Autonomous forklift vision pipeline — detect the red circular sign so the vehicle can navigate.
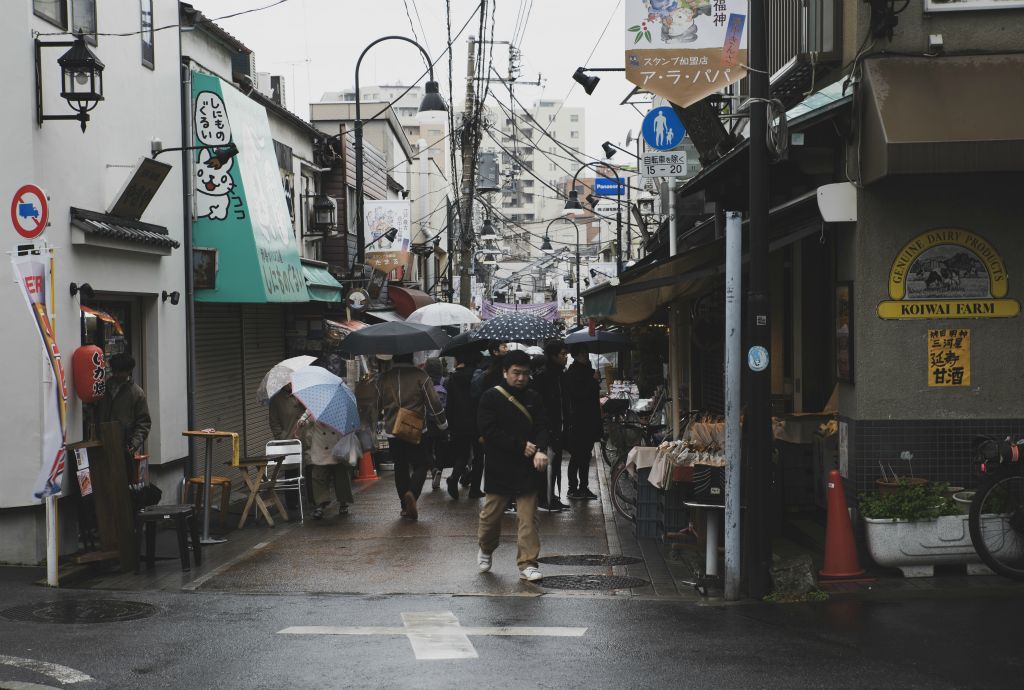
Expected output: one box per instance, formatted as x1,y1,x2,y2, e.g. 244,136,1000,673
10,184,49,239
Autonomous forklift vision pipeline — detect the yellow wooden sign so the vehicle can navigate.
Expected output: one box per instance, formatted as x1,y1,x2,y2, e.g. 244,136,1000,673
878,228,1020,319
927,329,970,387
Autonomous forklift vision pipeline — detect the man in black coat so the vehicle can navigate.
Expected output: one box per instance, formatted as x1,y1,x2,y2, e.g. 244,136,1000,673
476,350,549,582
530,340,569,511
444,348,483,499
564,343,602,500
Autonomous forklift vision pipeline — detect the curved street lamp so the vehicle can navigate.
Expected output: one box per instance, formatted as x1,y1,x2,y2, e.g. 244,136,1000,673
564,160,624,273
354,36,447,264
542,216,582,326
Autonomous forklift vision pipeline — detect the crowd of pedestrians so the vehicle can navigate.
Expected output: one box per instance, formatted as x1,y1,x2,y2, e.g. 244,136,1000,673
267,336,604,582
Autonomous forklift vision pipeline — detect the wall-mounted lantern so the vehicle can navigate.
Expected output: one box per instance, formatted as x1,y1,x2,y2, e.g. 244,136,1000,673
311,194,336,233
35,34,105,132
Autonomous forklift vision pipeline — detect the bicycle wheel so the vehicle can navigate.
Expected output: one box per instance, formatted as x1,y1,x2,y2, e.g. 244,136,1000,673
610,462,637,522
969,464,1024,580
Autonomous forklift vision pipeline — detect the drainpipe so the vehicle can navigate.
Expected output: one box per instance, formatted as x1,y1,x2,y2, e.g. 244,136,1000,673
180,58,196,480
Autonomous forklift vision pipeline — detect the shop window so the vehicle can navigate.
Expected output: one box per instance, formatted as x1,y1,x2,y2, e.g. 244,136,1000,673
71,0,97,44
140,0,154,68
34,0,67,28
81,300,139,384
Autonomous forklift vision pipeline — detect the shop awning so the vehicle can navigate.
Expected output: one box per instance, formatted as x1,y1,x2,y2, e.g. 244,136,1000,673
301,260,344,302
585,192,822,325
861,54,1024,184
70,207,180,255
388,285,434,317
364,309,404,323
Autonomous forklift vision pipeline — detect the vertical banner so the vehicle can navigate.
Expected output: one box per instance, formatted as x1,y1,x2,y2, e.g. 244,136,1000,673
364,200,412,277
928,328,971,387
11,249,68,498
625,0,748,107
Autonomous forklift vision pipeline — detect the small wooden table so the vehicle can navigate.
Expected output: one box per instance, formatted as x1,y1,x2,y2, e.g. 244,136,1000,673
235,454,289,528
183,429,238,544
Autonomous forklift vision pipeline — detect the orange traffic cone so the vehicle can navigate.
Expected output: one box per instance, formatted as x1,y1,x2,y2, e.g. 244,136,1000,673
355,450,378,481
820,469,864,578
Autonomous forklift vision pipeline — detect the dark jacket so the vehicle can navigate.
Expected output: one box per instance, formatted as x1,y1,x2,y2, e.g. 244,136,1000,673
530,363,566,444
96,379,151,451
269,389,306,440
477,382,548,496
355,364,447,441
445,365,477,437
564,358,602,447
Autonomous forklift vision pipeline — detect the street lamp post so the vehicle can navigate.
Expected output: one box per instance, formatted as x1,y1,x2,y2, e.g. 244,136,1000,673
354,36,446,265
542,216,581,326
565,161,623,274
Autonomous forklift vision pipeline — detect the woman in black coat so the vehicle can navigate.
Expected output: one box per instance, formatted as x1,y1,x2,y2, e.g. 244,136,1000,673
564,343,602,499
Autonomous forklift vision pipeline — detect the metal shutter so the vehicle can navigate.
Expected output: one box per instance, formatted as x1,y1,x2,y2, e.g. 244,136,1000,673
241,305,285,457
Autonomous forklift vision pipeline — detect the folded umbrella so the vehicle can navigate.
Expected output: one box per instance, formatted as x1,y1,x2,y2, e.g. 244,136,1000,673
440,329,488,357
290,366,360,435
564,329,629,354
257,355,317,404
337,321,450,356
476,312,561,343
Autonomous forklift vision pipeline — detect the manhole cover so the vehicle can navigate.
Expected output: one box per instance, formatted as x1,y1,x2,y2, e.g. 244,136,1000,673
538,575,649,590
538,555,642,566
1,599,158,624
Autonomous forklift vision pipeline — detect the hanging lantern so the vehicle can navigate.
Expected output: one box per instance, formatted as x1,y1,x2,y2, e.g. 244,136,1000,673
72,345,106,403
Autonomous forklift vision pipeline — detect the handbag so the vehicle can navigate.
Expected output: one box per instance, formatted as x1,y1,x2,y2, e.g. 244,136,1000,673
388,378,423,445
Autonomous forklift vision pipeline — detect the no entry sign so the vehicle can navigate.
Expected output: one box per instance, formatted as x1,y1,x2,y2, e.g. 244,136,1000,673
11,184,49,239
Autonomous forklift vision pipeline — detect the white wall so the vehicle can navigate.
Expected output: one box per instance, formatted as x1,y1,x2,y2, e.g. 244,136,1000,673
0,0,189,561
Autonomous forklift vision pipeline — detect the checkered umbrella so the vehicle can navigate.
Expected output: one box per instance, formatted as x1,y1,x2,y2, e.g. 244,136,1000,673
475,312,561,343
290,366,360,434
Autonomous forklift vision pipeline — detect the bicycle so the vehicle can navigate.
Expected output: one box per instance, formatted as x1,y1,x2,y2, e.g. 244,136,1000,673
601,393,670,522
968,435,1024,579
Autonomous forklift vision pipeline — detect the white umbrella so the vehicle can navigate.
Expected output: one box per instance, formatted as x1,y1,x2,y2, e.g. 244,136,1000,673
407,302,480,328
525,346,544,356
505,342,528,351
257,355,316,404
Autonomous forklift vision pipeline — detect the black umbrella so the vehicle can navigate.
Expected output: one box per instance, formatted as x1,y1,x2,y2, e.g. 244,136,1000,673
440,330,488,356
337,321,450,355
476,312,562,343
564,329,629,354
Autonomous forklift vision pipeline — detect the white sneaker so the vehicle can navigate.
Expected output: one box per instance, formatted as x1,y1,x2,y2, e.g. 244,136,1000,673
477,549,492,573
519,566,543,582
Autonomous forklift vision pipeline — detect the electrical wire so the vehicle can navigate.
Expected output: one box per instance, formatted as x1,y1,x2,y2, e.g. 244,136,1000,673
548,0,622,122
38,0,295,37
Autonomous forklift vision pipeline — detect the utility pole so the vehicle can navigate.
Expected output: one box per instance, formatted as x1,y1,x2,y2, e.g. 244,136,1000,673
445,199,454,302
744,0,772,599
458,35,477,307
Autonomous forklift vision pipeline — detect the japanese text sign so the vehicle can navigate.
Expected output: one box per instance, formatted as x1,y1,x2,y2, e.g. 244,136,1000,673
927,328,971,387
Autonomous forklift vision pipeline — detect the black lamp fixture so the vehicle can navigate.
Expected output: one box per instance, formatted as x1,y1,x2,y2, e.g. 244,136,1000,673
540,235,554,253
479,218,498,241
366,226,400,250
69,282,95,299
36,33,105,132
152,141,239,169
161,290,181,305
602,141,617,159
572,67,601,96
586,193,600,208
311,193,336,233
418,80,448,123
563,189,585,214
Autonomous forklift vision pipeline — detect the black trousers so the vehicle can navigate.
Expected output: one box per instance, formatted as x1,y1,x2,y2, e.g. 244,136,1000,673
450,435,483,492
389,438,430,503
548,440,564,499
567,441,593,492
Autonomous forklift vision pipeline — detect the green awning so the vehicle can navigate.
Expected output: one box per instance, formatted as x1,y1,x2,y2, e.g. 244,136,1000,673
302,262,343,302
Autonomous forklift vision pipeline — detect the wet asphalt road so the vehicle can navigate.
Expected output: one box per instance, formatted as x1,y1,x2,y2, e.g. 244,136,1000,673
4,466,1024,688
3,566,1024,688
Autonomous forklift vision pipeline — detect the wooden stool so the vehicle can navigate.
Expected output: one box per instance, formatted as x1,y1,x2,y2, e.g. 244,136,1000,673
184,476,232,528
135,505,202,572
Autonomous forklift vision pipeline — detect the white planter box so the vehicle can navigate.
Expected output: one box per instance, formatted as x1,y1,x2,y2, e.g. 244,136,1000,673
862,514,1017,578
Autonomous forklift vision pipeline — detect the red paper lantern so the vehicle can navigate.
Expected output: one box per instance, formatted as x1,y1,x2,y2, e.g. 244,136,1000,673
72,345,106,403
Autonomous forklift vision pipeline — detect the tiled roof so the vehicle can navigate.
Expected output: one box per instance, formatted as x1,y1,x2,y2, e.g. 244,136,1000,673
70,208,180,249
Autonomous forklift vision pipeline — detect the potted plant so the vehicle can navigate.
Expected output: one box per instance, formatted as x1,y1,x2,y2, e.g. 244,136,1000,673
859,480,989,577
875,451,928,496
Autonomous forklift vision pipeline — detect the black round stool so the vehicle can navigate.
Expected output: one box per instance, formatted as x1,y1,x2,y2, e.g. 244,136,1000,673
136,505,202,572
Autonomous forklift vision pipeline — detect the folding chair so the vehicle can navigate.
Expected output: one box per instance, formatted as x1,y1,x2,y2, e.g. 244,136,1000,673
265,440,305,522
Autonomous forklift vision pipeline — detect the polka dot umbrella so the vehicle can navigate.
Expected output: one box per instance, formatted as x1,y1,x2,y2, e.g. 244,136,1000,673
475,312,562,344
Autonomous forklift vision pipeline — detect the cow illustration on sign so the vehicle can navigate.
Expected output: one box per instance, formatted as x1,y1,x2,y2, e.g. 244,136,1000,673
193,90,236,221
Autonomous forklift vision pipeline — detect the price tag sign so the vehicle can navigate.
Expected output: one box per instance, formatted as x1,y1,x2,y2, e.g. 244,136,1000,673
641,151,688,179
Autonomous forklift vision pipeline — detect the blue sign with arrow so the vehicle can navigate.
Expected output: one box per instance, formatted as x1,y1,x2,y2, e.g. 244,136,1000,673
641,106,686,152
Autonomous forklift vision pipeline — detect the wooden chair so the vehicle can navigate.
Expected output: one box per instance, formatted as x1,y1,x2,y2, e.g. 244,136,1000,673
183,476,232,529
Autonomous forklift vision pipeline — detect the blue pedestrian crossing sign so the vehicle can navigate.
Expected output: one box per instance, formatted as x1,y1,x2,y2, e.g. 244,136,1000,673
641,106,686,152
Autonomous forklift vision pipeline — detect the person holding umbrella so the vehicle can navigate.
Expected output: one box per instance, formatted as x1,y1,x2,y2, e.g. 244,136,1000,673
565,342,603,500
531,340,570,511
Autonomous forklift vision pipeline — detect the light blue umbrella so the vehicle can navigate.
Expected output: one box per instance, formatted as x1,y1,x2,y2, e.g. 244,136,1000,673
290,366,359,435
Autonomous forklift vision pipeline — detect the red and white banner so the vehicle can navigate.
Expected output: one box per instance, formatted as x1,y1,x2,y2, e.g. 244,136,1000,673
12,249,68,499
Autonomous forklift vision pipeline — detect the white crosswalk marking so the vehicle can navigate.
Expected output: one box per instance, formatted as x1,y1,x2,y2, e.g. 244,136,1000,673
279,611,587,661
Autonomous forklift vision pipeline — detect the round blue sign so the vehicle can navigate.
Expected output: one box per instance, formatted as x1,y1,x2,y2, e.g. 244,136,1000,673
747,345,769,372
641,106,686,152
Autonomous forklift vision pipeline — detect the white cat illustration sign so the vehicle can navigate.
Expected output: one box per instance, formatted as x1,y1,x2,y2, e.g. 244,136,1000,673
190,71,306,302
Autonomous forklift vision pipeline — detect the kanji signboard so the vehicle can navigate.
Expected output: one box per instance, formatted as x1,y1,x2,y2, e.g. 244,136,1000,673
927,328,971,387
625,1,748,108
641,151,688,178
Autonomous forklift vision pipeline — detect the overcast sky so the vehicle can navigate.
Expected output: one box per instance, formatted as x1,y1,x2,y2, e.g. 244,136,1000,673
186,0,640,154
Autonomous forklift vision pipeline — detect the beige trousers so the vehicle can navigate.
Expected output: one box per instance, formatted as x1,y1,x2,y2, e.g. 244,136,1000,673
477,491,540,570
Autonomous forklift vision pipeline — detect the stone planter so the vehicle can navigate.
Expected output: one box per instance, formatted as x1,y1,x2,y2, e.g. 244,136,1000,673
864,514,988,577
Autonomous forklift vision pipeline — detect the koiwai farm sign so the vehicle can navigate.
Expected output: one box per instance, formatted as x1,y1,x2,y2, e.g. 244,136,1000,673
877,228,1020,320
